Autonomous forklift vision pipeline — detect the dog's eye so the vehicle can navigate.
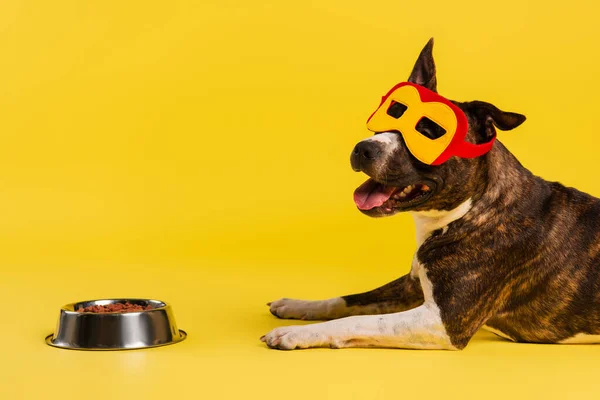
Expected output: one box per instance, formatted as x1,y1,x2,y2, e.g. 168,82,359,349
386,101,408,119
416,117,446,139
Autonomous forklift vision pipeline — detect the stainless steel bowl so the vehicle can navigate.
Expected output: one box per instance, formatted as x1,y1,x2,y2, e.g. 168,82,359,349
45,298,187,351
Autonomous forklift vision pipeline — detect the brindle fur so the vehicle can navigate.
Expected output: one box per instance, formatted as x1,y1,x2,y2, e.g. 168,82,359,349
268,38,600,349
343,274,424,314
419,141,600,348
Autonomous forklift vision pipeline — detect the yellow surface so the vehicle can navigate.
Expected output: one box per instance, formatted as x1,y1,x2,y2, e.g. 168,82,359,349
2,1,600,399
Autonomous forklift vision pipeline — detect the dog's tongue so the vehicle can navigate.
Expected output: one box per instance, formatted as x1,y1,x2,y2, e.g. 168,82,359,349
354,179,396,210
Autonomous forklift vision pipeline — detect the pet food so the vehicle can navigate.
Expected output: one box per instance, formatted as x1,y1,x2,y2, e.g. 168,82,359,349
77,302,153,313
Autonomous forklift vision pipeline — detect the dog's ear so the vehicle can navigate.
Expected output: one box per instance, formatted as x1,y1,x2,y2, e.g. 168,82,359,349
464,101,526,141
408,38,437,92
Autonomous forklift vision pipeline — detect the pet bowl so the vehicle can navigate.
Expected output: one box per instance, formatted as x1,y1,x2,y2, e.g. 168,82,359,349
45,298,187,351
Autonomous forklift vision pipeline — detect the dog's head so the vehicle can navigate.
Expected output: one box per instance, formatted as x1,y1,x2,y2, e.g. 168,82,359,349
351,38,526,217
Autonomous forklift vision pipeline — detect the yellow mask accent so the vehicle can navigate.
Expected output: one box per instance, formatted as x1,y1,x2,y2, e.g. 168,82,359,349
366,84,458,165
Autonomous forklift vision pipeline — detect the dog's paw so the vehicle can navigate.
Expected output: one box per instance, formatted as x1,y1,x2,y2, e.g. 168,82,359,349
267,298,343,320
260,325,327,350
268,298,314,320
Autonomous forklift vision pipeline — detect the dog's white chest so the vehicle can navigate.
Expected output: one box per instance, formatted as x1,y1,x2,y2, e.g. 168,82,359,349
411,199,473,247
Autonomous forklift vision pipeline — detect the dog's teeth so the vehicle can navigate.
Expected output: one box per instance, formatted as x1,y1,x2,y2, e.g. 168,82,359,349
399,192,407,198
402,185,413,194
422,184,430,192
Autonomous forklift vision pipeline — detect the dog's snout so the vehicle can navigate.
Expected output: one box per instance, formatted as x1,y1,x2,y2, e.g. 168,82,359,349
351,133,401,174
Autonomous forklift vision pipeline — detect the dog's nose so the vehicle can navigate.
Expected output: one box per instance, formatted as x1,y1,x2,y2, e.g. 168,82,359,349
351,141,382,171
352,141,380,160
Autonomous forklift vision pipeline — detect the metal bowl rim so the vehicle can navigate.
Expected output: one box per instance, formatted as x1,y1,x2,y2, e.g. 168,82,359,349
61,298,170,315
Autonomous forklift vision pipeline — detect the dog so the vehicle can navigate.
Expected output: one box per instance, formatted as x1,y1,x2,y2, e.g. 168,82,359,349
260,38,600,350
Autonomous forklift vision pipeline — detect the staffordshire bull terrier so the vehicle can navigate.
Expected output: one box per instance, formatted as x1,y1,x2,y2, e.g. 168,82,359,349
261,38,600,350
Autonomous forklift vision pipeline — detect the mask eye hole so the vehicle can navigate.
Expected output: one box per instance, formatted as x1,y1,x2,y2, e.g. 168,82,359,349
386,101,408,119
416,117,446,139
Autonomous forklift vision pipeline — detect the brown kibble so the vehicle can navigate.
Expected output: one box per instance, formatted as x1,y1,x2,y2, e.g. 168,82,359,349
77,302,154,314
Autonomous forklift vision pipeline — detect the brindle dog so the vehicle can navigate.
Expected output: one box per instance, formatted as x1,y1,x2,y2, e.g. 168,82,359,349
260,38,600,350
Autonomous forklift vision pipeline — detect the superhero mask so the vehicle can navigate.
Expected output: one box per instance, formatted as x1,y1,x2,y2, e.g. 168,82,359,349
366,82,495,165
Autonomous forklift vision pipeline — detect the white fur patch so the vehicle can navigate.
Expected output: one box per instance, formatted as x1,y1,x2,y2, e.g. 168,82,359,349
326,302,455,349
361,132,399,164
559,333,600,344
411,198,473,246
361,131,398,147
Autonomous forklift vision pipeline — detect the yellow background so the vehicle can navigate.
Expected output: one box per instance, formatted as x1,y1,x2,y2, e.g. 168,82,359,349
1,1,600,399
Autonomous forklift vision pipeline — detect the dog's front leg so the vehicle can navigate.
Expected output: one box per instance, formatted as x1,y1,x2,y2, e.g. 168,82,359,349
268,273,424,320
261,303,456,350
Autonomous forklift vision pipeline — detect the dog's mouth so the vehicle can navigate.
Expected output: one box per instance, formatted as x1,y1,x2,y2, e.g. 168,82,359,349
353,178,434,213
